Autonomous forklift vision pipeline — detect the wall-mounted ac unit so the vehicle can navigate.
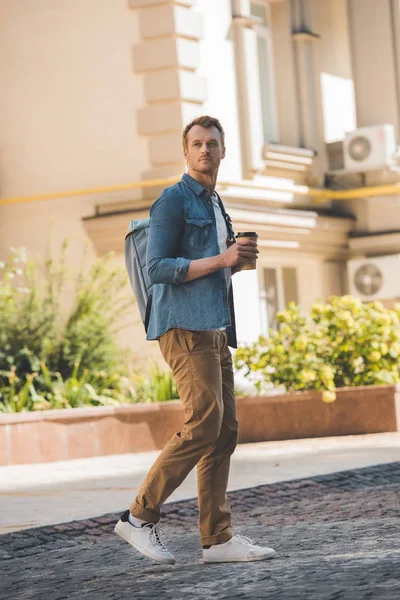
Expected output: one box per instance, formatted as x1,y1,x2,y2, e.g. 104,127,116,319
347,254,400,301
343,124,397,173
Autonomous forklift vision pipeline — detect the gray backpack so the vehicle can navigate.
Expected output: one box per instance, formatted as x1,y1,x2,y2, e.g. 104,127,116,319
125,219,153,332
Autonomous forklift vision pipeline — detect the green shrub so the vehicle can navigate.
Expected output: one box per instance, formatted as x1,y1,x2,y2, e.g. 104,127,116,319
132,365,180,403
0,243,183,411
0,247,58,379
234,296,400,402
0,242,134,411
0,361,137,413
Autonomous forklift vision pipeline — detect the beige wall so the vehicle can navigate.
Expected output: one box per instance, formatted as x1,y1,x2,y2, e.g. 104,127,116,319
311,0,355,144
0,0,151,258
322,260,346,297
348,0,400,137
0,0,149,201
312,0,353,79
345,194,400,237
0,0,160,369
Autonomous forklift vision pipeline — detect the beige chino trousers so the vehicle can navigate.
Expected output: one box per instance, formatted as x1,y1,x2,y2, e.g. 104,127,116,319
130,328,239,546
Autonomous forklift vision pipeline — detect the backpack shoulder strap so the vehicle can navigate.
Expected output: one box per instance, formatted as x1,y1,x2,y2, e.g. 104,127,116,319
215,192,235,243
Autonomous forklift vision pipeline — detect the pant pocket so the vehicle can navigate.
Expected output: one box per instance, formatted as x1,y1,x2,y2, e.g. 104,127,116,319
182,330,201,354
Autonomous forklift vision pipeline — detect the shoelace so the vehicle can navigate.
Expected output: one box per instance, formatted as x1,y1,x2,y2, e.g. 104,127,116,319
143,524,170,554
233,534,263,550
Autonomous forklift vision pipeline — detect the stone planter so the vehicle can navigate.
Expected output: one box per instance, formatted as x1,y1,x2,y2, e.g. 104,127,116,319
236,384,400,442
0,384,399,466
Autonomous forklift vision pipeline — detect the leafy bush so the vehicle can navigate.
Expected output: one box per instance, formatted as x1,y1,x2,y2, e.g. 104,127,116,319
0,243,134,411
234,296,400,403
0,361,137,413
132,365,180,403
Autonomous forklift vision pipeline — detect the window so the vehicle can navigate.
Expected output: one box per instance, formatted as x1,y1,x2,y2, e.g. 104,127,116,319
250,1,277,143
263,266,299,329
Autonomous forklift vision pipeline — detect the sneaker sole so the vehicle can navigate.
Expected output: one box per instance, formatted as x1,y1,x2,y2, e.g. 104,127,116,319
203,550,276,563
114,522,176,565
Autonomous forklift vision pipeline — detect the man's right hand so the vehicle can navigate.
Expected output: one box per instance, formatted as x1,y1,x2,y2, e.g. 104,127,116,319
220,241,259,268
184,240,259,283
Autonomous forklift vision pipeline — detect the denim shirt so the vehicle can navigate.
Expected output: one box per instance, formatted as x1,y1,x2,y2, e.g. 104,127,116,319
146,173,238,348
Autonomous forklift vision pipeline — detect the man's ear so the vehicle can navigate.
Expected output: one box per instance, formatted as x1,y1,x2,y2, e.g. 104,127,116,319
183,146,189,161
221,146,226,160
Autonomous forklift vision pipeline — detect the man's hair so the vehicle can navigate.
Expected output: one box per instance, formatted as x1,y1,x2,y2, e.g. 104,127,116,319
182,115,225,149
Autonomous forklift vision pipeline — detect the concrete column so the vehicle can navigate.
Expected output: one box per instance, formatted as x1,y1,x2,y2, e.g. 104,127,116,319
231,0,266,178
129,0,206,194
348,0,400,138
270,0,300,148
290,0,327,183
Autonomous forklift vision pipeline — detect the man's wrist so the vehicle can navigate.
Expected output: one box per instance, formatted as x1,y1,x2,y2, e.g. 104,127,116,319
215,254,226,270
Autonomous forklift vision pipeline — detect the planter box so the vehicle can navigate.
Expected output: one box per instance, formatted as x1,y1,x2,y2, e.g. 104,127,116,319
0,384,399,466
236,384,400,442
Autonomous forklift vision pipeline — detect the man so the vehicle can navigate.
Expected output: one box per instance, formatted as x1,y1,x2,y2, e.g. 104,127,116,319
115,116,276,564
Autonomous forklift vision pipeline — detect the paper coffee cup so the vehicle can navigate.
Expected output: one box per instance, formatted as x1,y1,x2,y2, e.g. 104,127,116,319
236,232,258,270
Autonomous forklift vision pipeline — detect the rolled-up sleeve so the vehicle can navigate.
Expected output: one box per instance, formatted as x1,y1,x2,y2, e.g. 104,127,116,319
147,188,191,285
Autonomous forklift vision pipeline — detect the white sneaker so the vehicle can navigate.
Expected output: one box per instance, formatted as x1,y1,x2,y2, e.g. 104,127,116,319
203,535,276,563
114,510,176,565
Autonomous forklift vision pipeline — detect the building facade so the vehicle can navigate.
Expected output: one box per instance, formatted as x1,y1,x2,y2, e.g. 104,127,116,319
1,0,400,366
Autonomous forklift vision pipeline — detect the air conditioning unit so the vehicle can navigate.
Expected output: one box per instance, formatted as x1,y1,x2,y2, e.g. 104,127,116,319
347,254,400,301
343,124,397,173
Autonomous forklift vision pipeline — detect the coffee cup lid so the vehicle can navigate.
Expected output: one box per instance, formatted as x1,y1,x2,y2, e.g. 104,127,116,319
236,232,258,238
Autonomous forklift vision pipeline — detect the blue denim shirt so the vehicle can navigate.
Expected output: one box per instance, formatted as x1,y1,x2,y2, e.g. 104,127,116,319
146,173,238,348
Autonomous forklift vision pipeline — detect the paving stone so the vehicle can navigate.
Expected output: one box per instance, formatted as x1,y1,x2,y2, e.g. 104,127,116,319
1,462,400,600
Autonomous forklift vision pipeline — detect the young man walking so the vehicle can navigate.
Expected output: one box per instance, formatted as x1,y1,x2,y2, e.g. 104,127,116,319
115,116,276,564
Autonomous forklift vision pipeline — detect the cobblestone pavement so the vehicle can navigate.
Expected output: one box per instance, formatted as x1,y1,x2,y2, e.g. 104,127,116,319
1,462,399,600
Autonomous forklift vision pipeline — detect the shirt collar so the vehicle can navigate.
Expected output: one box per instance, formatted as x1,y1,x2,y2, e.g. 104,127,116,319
181,173,209,196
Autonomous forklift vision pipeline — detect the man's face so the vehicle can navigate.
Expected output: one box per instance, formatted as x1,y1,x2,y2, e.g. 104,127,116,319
184,125,226,174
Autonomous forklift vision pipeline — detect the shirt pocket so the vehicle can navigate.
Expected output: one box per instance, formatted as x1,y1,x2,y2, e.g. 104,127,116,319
184,217,214,251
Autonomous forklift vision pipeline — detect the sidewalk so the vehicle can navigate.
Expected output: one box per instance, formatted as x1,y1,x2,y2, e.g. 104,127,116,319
1,431,400,534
